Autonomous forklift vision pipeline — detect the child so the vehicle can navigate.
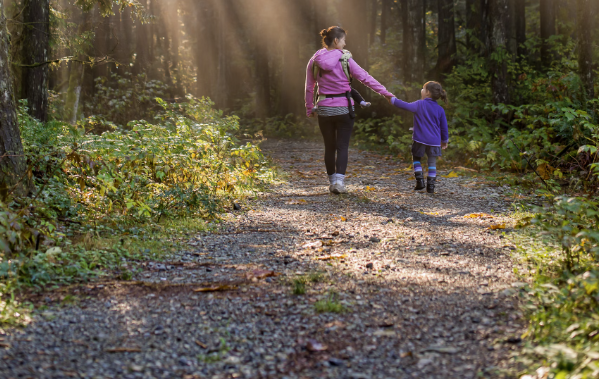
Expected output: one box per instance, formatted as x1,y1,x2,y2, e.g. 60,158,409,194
313,87,370,114
389,81,448,194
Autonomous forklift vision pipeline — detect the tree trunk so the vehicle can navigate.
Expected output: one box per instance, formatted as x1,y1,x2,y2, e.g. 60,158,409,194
65,11,90,123
381,0,391,44
401,0,425,93
437,0,456,76
466,0,481,50
118,5,133,73
514,0,526,59
255,22,271,119
369,0,378,45
192,0,217,99
339,0,370,100
21,0,50,123
214,0,230,109
577,0,594,98
0,0,28,198
133,0,151,75
540,0,556,65
488,0,510,104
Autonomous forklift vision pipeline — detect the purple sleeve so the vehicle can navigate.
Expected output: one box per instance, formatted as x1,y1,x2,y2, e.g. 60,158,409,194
305,59,316,117
348,59,393,97
440,108,449,143
391,97,419,113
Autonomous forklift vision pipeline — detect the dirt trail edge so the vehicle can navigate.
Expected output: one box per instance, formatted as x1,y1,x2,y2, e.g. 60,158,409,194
1,139,524,379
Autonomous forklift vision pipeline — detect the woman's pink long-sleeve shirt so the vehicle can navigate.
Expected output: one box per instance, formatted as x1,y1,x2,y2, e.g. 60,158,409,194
305,48,393,117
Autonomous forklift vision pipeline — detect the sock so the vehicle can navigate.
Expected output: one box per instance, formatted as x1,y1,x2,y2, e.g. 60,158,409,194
328,174,336,185
413,161,422,173
335,173,345,185
428,167,437,177
427,155,437,177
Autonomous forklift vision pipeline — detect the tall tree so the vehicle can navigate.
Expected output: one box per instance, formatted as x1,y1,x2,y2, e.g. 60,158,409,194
488,0,511,104
437,0,457,76
401,0,425,95
380,0,391,44
0,0,28,198
133,0,151,75
192,0,217,98
514,0,526,59
466,0,481,51
369,0,378,45
540,0,557,65
21,0,50,122
577,0,594,98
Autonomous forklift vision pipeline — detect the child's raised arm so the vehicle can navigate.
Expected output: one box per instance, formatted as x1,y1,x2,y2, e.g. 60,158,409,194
390,97,419,113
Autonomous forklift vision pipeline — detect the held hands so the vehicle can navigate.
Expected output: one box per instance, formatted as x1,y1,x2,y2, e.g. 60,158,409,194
441,142,448,150
385,95,394,104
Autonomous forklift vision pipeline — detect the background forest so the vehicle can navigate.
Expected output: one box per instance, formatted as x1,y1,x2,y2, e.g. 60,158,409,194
1,0,599,377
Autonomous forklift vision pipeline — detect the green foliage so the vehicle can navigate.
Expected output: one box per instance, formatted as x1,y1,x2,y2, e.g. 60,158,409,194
86,73,170,126
515,195,599,378
314,290,345,313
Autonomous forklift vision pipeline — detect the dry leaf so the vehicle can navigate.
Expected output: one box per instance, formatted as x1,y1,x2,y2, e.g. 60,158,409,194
193,284,238,292
365,186,376,191
302,240,323,249
246,270,279,280
464,213,494,219
487,223,506,230
441,171,459,178
333,216,347,222
306,339,327,352
315,254,347,261
195,340,207,348
425,212,439,216
286,199,307,205
106,347,142,353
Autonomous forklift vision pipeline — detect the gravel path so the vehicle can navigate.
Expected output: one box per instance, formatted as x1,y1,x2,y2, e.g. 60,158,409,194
0,139,524,379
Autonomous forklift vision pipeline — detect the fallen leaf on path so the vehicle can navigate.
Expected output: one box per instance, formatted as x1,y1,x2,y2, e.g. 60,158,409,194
306,339,327,352
106,347,142,353
374,329,396,337
0,342,10,348
365,186,376,191
333,216,347,222
487,223,506,230
286,199,307,205
302,241,323,249
193,284,238,292
423,345,459,354
464,213,494,219
407,177,415,181
246,270,279,280
195,340,207,348
441,171,459,178
425,212,439,216
315,254,347,261
455,166,478,172
400,351,413,358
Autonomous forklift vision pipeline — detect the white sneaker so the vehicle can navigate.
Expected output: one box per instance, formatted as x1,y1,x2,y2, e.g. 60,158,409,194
332,182,347,194
329,184,336,193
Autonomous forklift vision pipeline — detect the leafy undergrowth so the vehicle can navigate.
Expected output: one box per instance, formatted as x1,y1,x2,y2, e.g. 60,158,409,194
0,96,276,325
512,196,599,379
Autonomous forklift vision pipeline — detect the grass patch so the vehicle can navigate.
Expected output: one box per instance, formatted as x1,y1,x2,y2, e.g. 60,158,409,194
314,291,346,313
290,271,326,295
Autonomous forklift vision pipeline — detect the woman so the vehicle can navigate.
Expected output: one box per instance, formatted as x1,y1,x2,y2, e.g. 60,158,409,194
305,26,394,194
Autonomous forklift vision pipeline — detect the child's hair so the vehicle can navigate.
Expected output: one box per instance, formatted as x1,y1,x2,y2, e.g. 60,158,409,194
320,26,347,48
424,81,448,104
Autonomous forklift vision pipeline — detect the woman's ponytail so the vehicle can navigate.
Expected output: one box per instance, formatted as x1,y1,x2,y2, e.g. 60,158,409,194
424,81,448,104
320,26,347,48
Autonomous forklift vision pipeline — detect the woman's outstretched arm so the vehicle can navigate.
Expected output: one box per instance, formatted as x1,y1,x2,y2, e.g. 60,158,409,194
348,59,393,98
305,59,317,117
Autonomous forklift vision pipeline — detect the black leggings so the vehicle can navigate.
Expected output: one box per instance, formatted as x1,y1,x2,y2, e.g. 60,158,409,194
318,114,354,175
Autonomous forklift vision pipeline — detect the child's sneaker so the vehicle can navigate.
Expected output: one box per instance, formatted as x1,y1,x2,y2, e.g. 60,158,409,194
427,177,436,193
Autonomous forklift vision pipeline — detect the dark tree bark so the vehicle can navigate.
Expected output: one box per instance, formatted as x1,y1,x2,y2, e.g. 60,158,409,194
21,0,50,122
514,0,526,59
118,5,133,73
133,0,151,75
577,0,594,98
540,0,557,65
280,0,304,116
339,0,370,100
255,30,271,119
214,0,230,109
401,0,425,92
488,0,511,104
92,10,110,82
0,0,28,198
192,0,217,98
466,0,481,50
380,0,391,44
437,0,457,76
369,0,378,45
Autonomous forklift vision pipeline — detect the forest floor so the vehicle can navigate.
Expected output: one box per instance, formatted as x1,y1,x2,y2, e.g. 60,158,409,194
1,139,526,379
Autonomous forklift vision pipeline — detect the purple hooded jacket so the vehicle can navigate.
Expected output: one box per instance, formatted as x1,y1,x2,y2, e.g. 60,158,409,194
305,48,393,117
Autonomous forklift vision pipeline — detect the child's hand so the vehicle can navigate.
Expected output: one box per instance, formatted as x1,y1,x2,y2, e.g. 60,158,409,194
385,95,394,104
441,142,448,150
